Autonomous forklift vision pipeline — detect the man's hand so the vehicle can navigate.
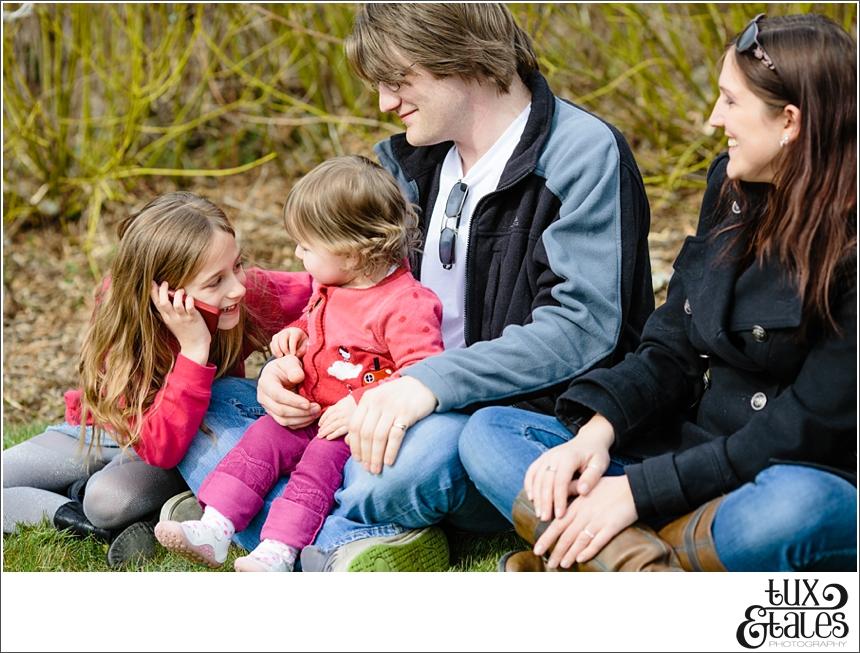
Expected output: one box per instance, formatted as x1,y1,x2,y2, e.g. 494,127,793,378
317,394,357,440
257,355,320,428
347,376,437,474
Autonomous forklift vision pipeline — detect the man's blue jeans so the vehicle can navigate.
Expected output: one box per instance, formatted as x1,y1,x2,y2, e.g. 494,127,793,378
458,406,858,572
312,410,509,552
177,377,508,552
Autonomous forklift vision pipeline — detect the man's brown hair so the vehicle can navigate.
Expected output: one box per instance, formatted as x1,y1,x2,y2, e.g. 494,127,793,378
346,3,538,94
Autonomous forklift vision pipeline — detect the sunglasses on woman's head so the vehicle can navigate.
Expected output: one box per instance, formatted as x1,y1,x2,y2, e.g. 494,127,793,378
736,13,776,71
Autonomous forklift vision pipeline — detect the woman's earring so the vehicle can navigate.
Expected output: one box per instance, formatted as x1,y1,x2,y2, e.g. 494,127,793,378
779,134,790,148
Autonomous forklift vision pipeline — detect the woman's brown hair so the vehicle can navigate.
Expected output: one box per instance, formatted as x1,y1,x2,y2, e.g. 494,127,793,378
728,14,856,331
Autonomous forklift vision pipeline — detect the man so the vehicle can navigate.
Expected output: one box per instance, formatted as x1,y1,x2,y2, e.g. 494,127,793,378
258,3,654,571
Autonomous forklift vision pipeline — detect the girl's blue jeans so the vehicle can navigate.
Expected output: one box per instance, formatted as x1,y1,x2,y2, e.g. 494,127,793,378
458,406,858,572
177,377,274,551
177,377,509,552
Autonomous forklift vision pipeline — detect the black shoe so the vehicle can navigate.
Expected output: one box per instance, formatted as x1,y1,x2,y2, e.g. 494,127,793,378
66,477,88,503
107,521,157,569
53,501,113,543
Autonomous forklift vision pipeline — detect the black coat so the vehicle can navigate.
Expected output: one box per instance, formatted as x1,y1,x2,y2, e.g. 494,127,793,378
557,154,857,521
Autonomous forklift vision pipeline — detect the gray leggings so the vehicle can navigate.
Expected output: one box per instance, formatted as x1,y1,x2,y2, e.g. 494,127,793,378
3,427,187,532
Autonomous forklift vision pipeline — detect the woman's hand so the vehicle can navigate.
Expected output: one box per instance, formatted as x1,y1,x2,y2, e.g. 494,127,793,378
317,394,357,440
257,355,321,428
533,474,638,569
150,281,212,365
270,327,308,358
347,376,438,474
524,413,615,521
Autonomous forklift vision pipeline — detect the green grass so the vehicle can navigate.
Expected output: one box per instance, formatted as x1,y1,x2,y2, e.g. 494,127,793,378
3,521,525,572
3,421,48,448
3,522,246,572
446,529,525,572
3,422,525,572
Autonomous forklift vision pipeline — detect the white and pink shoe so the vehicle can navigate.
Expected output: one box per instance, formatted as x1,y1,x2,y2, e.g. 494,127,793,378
234,539,297,572
154,519,230,568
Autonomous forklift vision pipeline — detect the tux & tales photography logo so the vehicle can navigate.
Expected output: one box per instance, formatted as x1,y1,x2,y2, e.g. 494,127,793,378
736,579,850,649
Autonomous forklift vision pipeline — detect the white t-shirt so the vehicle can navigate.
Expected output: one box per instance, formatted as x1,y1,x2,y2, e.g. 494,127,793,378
420,104,531,349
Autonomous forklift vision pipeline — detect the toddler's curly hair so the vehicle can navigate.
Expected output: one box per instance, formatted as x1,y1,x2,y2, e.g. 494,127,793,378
283,155,420,276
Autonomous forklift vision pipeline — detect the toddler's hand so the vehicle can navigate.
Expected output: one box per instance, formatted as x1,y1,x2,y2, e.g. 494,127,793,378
317,395,357,440
270,327,308,358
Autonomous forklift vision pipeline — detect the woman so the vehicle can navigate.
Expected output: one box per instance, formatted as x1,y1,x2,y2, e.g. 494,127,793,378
3,192,311,566
459,13,856,572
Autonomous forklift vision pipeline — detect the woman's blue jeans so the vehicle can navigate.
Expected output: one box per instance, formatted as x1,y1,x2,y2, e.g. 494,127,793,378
459,406,858,572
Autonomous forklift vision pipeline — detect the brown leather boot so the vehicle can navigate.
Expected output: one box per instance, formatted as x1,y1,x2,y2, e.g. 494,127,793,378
498,550,551,572
506,489,682,572
657,496,726,571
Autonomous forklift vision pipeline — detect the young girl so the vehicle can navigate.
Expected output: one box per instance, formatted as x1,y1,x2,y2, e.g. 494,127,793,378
3,192,312,566
461,13,857,572
154,156,444,571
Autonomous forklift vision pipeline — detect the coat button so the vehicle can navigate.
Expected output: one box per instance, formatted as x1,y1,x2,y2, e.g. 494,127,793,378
684,298,692,315
751,325,768,342
750,392,767,410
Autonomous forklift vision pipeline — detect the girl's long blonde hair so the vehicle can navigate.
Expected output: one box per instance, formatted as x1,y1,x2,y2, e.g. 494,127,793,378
78,192,266,449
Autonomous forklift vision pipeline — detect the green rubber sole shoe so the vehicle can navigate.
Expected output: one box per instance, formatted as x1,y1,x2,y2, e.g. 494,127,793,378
344,526,450,572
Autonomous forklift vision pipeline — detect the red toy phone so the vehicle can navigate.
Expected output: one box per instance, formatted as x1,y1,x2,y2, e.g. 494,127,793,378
167,291,221,335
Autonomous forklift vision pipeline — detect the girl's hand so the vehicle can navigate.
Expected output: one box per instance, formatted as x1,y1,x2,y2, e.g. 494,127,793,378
270,327,308,358
524,413,615,521
150,281,211,365
317,395,357,440
533,474,638,569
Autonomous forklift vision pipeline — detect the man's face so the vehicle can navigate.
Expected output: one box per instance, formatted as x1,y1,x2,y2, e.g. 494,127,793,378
377,65,473,147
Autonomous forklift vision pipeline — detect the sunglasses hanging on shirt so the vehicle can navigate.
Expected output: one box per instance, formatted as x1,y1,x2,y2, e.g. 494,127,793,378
439,181,469,270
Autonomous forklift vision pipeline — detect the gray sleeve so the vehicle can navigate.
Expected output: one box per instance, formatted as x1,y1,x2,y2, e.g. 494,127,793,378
374,139,420,205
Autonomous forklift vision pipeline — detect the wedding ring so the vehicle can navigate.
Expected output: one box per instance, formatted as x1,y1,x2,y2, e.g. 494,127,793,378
545,464,557,472
392,422,407,430
583,528,596,539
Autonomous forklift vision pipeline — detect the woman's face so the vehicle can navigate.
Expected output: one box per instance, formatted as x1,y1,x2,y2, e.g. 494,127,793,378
708,50,787,183
183,229,247,331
